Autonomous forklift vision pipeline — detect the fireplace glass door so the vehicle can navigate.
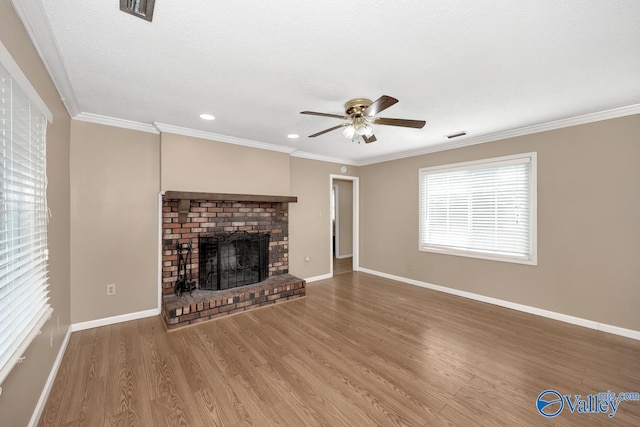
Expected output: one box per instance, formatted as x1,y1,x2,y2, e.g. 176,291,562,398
199,232,269,290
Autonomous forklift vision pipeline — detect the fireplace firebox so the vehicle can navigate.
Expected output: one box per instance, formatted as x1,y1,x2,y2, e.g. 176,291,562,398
199,232,270,291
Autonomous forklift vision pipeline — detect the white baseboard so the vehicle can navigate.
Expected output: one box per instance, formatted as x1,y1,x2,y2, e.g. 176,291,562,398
305,273,333,283
29,326,72,427
358,268,640,341
335,254,353,259
71,307,160,332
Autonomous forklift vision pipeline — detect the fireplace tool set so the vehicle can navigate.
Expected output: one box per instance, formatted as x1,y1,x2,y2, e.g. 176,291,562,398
175,242,196,296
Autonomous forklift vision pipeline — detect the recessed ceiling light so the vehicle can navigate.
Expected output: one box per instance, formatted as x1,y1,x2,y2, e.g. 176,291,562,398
287,134,299,139
199,113,215,121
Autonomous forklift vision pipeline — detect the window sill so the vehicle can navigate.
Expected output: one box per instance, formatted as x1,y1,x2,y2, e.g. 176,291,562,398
419,245,537,266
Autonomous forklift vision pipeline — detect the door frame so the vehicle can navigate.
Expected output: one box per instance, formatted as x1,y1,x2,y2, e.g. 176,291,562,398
332,183,340,258
329,174,359,277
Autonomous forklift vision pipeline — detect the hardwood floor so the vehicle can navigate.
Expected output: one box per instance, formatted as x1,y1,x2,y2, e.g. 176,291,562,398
40,273,640,426
333,256,352,275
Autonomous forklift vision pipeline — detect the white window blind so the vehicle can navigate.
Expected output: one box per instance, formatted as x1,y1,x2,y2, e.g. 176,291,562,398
419,153,537,265
0,48,52,386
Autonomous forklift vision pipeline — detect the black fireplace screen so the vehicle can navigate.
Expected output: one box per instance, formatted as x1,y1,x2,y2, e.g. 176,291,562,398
199,232,270,291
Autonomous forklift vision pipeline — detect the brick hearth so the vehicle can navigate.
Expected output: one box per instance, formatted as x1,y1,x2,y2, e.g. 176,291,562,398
163,274,305,329
161,192,304,329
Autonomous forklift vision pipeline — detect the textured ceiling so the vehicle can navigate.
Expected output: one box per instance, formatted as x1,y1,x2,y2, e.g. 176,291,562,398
26,1,640,163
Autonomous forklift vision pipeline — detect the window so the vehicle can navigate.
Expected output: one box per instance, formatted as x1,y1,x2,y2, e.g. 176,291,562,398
419,153,537,265
0,42,53,386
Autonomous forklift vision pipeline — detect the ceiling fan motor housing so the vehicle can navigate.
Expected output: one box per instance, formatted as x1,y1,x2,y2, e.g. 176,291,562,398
344,98,372,118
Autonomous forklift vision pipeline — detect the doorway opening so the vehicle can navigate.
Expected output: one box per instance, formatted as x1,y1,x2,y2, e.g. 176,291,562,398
330,174,359,277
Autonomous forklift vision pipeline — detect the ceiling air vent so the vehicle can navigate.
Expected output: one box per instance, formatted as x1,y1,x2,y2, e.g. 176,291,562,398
120,0,155,22
446,131,467,139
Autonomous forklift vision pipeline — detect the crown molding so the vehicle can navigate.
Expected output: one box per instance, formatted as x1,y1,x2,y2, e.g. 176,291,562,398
11,0,80,117
153,122,297,154
357,103,640,166
72,101,640,166
290,150,360,166
74,112,159,134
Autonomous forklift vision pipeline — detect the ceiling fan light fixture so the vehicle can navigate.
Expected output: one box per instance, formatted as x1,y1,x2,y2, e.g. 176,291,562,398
363,125,374,137
343,125,356,139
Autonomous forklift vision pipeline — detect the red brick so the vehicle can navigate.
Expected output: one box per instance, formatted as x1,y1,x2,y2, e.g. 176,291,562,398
201,308,219,317
179,313,199,322
218,304,237,313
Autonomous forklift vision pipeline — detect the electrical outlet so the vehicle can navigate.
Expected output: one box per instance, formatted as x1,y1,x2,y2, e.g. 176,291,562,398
106,283,116,296
305,256,310,262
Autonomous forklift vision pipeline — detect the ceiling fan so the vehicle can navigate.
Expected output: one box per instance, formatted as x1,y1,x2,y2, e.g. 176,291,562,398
300,95,426,144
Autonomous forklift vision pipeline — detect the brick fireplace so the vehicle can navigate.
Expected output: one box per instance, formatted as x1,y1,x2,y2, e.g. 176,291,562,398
161,191,305,329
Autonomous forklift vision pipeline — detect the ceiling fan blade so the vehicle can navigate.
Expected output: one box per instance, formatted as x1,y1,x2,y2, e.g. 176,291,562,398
308,123,348,138
363,95,398,117
374,117,426,128
363,134,377,144
300,111,349,120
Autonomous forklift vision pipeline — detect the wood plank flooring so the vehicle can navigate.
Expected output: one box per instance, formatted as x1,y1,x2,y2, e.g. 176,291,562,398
39,273,640,426
333,257,352,275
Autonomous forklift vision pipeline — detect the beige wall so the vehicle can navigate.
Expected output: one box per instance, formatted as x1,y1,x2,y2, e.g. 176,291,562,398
70,121,160,323
289,159,358,278
0,2,72,425
359,114,640,331
335,179,353,257
160,137,361,279
160,133,291,195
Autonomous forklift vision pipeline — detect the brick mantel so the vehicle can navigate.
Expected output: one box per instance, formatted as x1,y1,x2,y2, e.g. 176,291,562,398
164,191,297,203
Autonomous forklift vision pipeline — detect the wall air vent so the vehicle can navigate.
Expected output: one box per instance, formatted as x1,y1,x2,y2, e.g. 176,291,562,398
120,0,155,22
446,131,467,139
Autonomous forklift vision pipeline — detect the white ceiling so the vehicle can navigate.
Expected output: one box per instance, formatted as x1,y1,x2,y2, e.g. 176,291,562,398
17,1,640,164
